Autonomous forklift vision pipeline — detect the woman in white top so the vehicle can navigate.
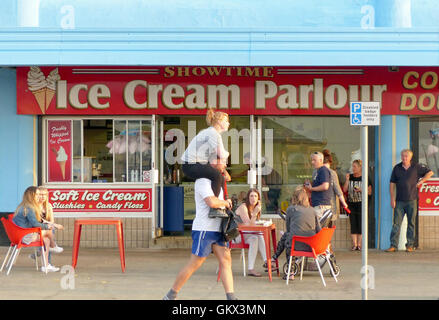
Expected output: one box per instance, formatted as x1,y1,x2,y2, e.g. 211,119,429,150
181,108,230,197
234,188,268,277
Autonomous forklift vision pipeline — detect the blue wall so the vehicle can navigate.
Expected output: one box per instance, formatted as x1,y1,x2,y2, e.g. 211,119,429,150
0,0,438,66
0,68,35,212
1,0,438,29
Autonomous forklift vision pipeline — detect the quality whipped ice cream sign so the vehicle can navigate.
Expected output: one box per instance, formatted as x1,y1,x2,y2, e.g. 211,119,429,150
48,120,72,182
48,188,152,213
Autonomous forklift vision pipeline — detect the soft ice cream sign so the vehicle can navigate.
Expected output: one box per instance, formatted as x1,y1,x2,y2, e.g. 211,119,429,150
48,120,72,182
48,188,152,213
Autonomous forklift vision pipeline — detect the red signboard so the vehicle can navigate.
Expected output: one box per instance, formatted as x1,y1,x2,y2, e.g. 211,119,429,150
48,188,152,213
418,179,439,214
16,66,439,116
47,120,72,182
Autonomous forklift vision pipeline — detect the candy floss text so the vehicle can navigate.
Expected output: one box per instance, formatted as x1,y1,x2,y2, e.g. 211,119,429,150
49,189,151,213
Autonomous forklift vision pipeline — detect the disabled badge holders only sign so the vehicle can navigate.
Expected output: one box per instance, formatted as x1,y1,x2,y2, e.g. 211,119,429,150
350,102,380,126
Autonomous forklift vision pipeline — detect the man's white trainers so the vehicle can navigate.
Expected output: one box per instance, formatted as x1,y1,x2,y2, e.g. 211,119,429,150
49,246,63,254
41,264,60,272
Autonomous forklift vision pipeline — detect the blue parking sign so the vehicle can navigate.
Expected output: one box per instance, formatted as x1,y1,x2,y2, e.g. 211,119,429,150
351,102,362,113
350,101,380,126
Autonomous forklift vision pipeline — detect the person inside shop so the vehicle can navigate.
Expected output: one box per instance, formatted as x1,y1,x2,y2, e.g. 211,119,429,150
232,152,282,214
12,186,61,273
271,186,321,281
386,149,433,253
322,149,348,227
163,155,237,300
29,186,64,262
233,188,273,277
343,159,372,251
180,108,230,201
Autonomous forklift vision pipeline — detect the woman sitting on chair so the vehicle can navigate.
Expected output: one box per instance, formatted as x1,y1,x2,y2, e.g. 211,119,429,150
234,188,270,277
12,186,60,273
272,186,322,280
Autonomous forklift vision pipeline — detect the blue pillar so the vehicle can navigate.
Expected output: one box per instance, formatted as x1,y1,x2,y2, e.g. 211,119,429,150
377,115,410,249
0,68,35,212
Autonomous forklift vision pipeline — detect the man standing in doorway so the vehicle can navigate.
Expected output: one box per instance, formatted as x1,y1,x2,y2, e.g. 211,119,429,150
163,156,237,300
386,149,433,253
304,151,332,226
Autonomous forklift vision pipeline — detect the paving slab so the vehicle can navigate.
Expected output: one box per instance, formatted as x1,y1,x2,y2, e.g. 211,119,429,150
0,247,438,300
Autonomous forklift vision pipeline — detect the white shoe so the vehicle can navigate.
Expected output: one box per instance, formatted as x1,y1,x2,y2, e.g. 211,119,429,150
41,264,60,273
49,246,63,254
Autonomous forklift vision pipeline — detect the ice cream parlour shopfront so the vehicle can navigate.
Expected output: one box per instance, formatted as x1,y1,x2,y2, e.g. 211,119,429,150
16,66,439,250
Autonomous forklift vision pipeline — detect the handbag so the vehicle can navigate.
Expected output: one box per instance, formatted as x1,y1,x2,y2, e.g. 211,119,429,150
208,207,229,218
221,209,242,242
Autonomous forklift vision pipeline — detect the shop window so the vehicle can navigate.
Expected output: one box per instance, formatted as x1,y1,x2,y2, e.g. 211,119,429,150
46,118,152,184
260,116,360,214
418,120,439,177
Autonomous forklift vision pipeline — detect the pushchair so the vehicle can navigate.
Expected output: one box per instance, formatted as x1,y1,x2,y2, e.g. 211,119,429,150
277,209,340,278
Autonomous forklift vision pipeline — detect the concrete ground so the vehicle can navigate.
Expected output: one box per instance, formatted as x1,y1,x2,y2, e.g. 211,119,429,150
0,246,439,300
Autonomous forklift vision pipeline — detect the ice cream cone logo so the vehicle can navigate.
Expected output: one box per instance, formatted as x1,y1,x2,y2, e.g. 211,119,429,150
52,146,68,180
27,67,60,114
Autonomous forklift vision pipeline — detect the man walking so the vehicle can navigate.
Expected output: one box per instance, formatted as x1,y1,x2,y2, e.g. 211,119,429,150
163,156,237,300
386,149,433,252
304,151,332,225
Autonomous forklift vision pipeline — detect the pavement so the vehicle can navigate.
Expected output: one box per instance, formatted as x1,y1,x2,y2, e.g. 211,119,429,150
1,246,439,300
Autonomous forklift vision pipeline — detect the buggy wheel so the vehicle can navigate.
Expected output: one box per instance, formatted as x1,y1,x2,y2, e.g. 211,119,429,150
283,261,298,276
330,263,340,277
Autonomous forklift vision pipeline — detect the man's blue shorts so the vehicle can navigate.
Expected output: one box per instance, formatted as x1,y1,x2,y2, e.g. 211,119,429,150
191,231,226,257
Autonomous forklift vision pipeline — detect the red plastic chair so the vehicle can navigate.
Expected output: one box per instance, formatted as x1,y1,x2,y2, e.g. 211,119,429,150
217,231,249,282
286,226,337,287
0,217,48,275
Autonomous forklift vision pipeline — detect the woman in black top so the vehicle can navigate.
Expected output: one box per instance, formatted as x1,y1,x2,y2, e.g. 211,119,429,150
343,159,372,251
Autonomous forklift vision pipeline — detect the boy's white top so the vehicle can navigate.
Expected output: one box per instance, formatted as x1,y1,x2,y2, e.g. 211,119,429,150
181,126,228,164
192,178,224,232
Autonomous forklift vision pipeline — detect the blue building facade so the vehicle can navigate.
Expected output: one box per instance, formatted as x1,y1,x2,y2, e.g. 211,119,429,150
2,0,439,249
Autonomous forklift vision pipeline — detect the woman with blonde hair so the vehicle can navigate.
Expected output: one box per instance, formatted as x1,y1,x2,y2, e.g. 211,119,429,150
271,186,321,280
28,187,64,263
12,186,60,272
181,108,230,203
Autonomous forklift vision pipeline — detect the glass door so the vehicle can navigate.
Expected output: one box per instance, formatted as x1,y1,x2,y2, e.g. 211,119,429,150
157,115,254,235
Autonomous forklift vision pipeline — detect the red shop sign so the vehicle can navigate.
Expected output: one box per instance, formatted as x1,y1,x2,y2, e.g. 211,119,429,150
418,179,439,215
48,188,152,213
17,66,439,116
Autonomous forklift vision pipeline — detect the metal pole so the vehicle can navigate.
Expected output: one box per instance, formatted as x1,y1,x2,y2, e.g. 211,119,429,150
361,125,368,300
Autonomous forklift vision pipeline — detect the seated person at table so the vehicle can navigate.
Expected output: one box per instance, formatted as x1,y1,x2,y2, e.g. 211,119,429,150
12,186,61,272
272,186,322,278
234,188,272,277
29,186,64,263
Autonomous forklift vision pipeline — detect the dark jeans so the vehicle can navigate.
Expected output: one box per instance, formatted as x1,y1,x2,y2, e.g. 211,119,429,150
390,200,417,249
182,162,224,197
